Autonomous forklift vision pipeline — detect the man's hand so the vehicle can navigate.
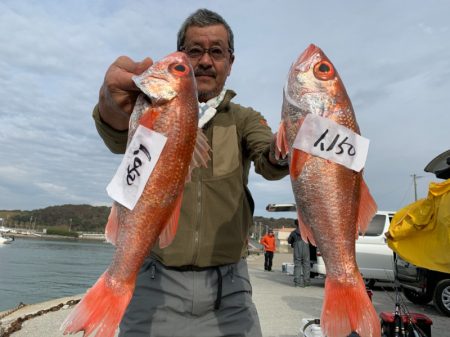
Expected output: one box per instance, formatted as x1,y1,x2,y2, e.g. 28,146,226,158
269,133,289,166
98,56,153,131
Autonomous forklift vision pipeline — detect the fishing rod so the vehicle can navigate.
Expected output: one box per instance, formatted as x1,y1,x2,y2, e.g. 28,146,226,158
379,253,430,337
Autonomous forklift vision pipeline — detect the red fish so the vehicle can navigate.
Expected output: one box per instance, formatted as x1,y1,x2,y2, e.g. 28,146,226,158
277,44,379,337
61,52,210,337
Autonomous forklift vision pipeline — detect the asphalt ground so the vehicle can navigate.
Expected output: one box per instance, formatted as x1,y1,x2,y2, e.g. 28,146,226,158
0,253,448,337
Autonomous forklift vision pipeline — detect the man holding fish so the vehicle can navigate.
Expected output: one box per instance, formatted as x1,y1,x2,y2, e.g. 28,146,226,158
66,5,380,337
86,8,289,337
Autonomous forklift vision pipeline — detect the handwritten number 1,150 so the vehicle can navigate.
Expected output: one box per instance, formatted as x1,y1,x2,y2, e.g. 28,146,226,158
313,129,356,156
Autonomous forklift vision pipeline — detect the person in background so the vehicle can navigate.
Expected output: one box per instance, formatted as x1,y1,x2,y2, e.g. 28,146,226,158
288,219,311,287
260,228,276,271
93,8,288,337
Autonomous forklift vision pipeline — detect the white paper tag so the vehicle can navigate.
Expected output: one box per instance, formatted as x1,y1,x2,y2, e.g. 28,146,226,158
293,114,369,172
106,125,168,210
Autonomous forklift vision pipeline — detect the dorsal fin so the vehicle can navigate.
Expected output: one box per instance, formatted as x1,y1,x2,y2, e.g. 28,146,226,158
356,178,378,237
186,128,211,182
159,191,184,248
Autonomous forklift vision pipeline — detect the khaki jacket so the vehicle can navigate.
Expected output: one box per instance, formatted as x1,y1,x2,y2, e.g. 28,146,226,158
93,90,288,267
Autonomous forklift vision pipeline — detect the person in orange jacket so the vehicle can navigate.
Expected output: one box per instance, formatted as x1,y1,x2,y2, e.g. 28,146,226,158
260,228,276,271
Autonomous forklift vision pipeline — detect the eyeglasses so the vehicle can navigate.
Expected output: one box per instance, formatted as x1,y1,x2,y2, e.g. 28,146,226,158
180,45,233,61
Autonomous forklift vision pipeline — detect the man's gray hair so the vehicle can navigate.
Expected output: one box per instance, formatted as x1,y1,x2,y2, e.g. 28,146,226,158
177,8,234,52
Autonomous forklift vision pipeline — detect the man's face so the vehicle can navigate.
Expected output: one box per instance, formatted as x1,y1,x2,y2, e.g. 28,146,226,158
183,24,234,102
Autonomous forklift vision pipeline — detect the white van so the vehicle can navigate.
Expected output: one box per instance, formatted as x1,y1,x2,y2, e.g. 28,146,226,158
266,204,395,287
311,211,396,287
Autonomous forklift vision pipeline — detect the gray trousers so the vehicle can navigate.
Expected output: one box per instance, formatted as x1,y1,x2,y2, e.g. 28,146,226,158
118,257,262,337
293,240,310,285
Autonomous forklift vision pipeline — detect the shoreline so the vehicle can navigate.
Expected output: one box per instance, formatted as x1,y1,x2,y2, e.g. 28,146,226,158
7,233,107,242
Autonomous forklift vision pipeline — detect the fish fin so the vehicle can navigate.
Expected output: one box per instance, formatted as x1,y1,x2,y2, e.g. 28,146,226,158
290,148,310,180
158,191,183,249
105,203,119,246
276,122,289,159
297,214,317,246
291,148,315,245
61,272,134,337
356,178,378,237
186,128,211,182
139,107,160,129
321,273,380,337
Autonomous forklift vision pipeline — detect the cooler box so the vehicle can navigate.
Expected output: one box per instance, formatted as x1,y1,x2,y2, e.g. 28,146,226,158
282,262,294,275
299,318,323,337
380,312,432,337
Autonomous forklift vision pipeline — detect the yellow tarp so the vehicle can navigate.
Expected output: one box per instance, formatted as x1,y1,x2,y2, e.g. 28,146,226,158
387,179,450,273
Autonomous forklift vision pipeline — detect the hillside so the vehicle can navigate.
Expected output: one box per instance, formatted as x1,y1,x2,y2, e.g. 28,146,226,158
0,205,295,234
0,204,110,232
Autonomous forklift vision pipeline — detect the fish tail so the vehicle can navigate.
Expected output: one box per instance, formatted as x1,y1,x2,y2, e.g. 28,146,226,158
61,272,133,337
321,273,380,337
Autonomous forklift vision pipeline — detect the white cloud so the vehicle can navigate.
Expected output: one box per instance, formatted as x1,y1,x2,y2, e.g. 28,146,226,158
0,0,449,218
34,182,68,194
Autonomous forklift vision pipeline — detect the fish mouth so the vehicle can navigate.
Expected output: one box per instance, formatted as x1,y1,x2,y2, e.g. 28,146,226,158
138,76,177,106
145,91,174,106
293,44,321,73
141,94,153,106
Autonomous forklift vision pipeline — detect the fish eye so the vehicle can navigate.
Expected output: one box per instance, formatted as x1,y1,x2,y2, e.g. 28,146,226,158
313,60,335,81
318,63,330,72
170,63,190,76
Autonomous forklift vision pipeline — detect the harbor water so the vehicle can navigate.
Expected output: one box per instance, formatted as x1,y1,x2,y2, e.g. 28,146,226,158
0,237,114,312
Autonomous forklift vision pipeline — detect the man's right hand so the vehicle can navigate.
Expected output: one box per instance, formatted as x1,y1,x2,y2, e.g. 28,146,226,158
98,56,153,131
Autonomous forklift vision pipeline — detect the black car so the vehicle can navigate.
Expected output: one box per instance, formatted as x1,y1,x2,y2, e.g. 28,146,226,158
396,255,450,316
394,150,450,316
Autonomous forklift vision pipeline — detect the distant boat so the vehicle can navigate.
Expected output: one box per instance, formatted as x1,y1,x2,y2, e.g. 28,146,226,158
0,226,11,233
0,235,14,244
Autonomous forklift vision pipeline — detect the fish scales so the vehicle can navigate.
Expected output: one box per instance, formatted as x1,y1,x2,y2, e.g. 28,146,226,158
61,52,206,337
110,54,198,287
277,44,379,337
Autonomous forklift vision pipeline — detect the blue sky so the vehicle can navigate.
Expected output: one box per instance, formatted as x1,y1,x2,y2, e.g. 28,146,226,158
0,0,449,218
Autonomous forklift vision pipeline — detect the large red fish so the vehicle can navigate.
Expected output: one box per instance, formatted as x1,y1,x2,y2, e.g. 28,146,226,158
277,44,379,337
61,52,210,337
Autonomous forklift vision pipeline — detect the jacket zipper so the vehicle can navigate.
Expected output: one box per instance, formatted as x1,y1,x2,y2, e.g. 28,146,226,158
191,179,202,264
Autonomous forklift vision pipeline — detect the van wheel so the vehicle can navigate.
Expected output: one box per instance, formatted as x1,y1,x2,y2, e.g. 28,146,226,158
433,279,450,316
364,279,376,289
402,287,432,305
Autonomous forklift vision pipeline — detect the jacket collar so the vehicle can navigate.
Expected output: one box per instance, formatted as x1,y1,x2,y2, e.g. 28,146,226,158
216,89,236,112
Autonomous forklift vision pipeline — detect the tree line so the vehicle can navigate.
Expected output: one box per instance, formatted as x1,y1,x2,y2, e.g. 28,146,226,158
0,204,110,232
0,204,295,234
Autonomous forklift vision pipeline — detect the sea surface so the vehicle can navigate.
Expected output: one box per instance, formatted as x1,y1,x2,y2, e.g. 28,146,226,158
0,237,114,312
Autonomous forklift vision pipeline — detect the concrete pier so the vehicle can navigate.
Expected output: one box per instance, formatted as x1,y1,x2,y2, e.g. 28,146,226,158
1,253,448,337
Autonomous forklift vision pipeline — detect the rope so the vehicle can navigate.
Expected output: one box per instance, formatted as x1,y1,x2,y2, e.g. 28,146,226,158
0,299,79,337
0,303,27,321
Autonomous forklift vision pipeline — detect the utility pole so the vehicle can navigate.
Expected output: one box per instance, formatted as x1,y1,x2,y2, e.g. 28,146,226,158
411,173,423,201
